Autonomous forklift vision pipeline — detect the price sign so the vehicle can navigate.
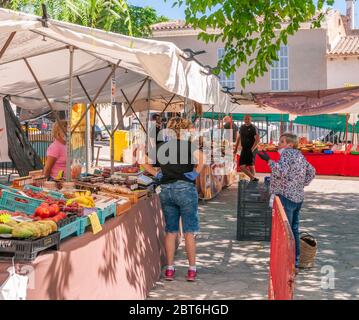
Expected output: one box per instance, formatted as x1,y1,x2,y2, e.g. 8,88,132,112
88,212,102,235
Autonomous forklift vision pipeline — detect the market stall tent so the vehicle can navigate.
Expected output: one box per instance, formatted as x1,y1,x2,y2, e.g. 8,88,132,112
0,8,233,112
0,8,235,175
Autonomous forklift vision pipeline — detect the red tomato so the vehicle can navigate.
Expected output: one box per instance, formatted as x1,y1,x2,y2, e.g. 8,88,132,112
50,204,60,214
34,207,42,217
39,208,50,219
48,206,56,217
59,212,67,219
51,214,61,222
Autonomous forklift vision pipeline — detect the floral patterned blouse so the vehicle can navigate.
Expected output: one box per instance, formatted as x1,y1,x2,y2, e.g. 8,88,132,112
268,148,316,203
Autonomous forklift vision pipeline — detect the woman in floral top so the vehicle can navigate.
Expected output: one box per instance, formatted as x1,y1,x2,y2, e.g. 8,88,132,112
258,133,316,273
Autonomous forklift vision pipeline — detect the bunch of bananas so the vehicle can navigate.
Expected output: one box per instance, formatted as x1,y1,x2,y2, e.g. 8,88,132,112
66,190,95,208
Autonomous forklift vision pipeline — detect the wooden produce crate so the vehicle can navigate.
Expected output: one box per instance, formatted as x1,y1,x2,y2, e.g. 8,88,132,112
118,190,148,204
115,197,132,216
97,189,147,204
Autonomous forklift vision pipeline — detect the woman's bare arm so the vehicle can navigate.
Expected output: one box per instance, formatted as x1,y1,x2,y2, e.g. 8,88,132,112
43,156,57,178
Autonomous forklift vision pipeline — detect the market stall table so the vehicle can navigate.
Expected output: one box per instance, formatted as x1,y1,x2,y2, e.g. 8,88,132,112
0,195,165,300
237,152,359,177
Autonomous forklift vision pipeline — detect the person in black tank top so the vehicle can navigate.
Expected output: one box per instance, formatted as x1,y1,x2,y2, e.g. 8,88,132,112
143,117,205,282
234,115,260,181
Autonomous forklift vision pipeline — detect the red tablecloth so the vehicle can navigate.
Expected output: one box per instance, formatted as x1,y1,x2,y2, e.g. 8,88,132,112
237,153,359,177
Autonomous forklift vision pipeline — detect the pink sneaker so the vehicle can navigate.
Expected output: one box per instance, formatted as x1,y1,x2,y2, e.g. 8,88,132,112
186,269,197,282
164,268,175,281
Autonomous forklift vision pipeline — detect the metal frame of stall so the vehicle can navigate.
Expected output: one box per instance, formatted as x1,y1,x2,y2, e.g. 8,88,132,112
1,13,234,182
1,35,192,180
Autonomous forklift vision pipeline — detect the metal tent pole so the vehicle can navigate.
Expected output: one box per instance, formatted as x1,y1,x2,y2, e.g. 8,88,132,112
211,105,214,145
72,61,120,136
345,113,349,155
160,94,176,116
111,69,116,175
23,58,66,136
85,103,90,174
0,32,16,60
146,80,151,147
66,46,74,182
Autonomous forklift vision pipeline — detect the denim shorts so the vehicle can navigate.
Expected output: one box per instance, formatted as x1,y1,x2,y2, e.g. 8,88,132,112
159,180,199,234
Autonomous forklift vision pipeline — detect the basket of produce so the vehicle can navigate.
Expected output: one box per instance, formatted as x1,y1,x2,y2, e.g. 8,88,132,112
65,190,95,210
0,190,44,215
0,219,58,239
299,232,317,269
54,214,77,229
23,184,65,200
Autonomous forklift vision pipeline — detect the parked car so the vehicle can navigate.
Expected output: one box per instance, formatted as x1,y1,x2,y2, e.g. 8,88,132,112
94,125,110,141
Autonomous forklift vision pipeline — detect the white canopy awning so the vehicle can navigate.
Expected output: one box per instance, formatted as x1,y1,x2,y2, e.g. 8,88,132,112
0,8,233,113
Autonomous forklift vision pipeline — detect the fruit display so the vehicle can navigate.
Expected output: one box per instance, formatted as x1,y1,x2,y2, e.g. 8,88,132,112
259,140,334,154
62,201,83,216
258,144,278,152
298,141,332,153
118,166,140,174
0,216,58,239
66,190,95,208
34,203,63,219
100,184,132,195
101,165,140,178
23,189,55,201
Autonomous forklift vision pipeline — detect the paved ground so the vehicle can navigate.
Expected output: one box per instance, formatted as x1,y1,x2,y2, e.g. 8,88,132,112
147,175,359,300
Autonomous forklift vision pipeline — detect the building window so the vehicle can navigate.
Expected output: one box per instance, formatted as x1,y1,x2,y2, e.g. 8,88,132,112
217,48,235,89
270,45,289,91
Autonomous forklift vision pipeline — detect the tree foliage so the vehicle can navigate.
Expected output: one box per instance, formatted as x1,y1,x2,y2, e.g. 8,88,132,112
6,0,132,33
2,0,167,37
113,5,168,37
170,0,335,88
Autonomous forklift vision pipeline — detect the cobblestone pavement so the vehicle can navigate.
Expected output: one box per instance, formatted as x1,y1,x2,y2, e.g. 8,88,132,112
148,175,359,300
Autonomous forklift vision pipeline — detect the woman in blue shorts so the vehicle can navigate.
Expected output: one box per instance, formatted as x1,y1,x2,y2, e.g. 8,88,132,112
143,117,205,282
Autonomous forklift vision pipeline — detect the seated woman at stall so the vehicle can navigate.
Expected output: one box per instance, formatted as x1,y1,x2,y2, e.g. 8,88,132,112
43,120,67,180
143,117,205,282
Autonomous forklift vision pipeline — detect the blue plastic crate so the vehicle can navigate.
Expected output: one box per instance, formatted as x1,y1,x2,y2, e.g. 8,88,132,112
97,203,116,225
23,185,65,200
0,183,20,195
79,216,91,235
59,219,81,240
0,190,44,215
80,208,101,234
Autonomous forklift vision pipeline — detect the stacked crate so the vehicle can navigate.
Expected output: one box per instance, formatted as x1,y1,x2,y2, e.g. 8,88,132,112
237,180,272,241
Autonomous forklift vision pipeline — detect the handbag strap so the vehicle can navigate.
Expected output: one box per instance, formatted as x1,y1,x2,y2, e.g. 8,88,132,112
300,232,316,241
